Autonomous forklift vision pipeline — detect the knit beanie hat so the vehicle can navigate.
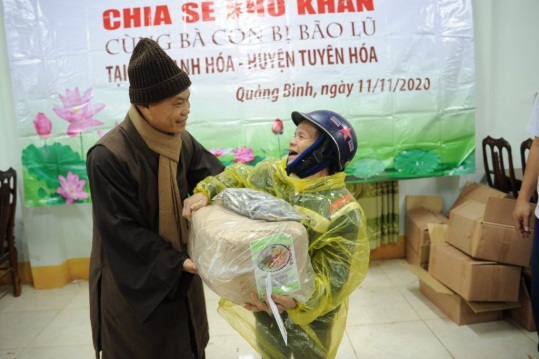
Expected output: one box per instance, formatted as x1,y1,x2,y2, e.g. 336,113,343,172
128,38,191,104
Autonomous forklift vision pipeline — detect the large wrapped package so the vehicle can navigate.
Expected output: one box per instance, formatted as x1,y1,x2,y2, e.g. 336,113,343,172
188,193,315,306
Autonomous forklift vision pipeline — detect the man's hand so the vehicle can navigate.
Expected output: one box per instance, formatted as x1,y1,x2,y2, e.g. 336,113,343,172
513,199,533,238
183,258,198,274
182,193,209,221
243,292,297,314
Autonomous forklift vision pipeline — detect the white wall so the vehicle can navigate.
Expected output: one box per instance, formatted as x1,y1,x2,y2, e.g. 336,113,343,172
1,1,539,267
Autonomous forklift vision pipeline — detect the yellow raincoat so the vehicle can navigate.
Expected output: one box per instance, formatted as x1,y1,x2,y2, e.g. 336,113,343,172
194,157,370,359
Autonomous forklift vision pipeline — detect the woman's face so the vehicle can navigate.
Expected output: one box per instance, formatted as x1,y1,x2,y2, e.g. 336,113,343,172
287,120,320,165
140,88,191,135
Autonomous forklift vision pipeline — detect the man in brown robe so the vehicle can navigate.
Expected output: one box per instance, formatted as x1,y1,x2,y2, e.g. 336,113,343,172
86,38,224,359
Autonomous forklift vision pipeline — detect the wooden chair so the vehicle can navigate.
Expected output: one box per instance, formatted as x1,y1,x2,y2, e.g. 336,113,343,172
0,168,21,296
481,136,519,198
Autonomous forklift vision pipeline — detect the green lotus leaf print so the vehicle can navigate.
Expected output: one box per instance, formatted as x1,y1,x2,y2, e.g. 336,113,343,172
394,149,440,175
351,158,386,179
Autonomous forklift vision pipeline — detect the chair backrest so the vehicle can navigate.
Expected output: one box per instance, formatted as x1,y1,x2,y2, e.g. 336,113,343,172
520,137,534,173
481,136,519,198
0,168,17,258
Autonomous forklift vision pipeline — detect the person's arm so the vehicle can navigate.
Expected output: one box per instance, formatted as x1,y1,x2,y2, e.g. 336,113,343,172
87,145,191,323
513,136,539,236
182,162,253,220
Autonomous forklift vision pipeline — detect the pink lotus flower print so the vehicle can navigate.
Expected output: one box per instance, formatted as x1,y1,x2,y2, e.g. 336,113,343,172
233,146,255,163
209,147,232,157
53,87,105,137
272,119,284,135
33,112,52,139
271,118,284,156
56,171,89,205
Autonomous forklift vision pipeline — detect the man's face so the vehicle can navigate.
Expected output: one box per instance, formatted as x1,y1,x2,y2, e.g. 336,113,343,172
141,89,191,134
287,120,320,165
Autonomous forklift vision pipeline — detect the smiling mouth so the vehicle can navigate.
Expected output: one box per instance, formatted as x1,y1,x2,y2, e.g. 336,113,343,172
287,151,298,164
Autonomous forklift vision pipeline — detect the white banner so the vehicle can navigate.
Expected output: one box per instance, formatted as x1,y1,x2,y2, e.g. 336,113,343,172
2,0,475,206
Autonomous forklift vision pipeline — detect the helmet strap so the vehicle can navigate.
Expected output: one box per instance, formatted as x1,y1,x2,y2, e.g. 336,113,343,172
286,134,336,178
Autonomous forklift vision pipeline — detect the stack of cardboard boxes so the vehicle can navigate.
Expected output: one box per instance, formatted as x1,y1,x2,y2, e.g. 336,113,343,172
405,182,535,329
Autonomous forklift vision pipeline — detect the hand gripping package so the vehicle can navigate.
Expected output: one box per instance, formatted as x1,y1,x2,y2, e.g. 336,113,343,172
188,189,315,305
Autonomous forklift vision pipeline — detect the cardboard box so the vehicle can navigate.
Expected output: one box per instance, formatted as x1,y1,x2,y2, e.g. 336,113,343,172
405,196,449,268
406,195,443,213
406,264,515,325
428,243,521,302
507,274,536,331
447,182,509,217
419,281,504,325
447,197,534,267
406,208,449,267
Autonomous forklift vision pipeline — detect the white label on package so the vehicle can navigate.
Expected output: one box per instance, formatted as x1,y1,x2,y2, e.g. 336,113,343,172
250,232,301,301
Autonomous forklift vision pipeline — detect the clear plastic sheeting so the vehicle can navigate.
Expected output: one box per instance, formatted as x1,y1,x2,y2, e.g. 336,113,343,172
194,159,370,359
188,203,315,306
214,188,307,221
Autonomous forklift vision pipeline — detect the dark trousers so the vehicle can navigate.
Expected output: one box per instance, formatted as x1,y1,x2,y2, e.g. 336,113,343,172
532,216,539,351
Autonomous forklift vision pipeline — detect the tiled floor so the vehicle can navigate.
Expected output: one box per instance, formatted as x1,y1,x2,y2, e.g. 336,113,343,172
0,258,537,359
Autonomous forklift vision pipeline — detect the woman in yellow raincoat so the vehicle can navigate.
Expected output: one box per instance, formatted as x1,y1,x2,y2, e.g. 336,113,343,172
184,110,370,359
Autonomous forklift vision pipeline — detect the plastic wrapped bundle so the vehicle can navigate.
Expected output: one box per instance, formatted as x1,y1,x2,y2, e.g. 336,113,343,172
188,203,315,306
214,188,307,222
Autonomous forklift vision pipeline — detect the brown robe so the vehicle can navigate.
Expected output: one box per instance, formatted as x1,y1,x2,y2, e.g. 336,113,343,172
86,114,224,359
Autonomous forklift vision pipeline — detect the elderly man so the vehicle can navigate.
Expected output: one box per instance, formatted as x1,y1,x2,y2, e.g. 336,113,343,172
86,38,224,358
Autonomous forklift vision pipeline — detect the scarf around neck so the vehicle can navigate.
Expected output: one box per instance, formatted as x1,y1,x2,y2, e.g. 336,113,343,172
129,105,186,252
